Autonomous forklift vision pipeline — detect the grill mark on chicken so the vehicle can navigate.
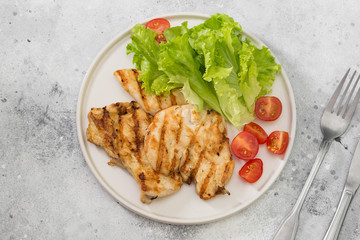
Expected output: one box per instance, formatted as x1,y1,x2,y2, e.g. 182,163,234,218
89,111,103,130
134,77,141,91
103,108,112,134
190,150,202,181
180,132,196,177
139,86,150,111
114,69,186,115
156,111,167,172
170,116,182,173
155,95,162,110
170,154,177,174
175,116,182,144
138,172,147,191
180,123,201,182
139,172,145,180
131,68,139,75
145,105,234,200
134,79,143,100
117,70,127,84
117,112,125,158
221,163,232,185
190,136,208,181
102,108,117,155
133,76,150,112
199,163,215,198
87,102,182,204
170,93,177,105
131,103,141,164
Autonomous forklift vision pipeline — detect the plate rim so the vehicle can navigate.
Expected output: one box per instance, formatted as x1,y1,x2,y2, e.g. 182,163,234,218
76,12,297,225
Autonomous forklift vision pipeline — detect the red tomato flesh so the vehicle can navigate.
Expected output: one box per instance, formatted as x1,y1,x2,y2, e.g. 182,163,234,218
154,33,166,43
267,131,289,155
243,122,268,144
255,96,282,121
231,131,259,160
239,158,263,183
146,18,170,43
145,18,170,34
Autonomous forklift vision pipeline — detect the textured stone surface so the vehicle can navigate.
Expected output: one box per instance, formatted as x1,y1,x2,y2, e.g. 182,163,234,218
1,0,360,239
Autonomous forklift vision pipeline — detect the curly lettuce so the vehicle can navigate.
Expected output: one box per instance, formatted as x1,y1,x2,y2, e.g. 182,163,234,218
126,13,281,128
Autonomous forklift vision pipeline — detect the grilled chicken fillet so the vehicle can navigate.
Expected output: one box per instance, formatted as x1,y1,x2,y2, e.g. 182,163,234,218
145,105,234,200
87,101,182,204
114,69,186,115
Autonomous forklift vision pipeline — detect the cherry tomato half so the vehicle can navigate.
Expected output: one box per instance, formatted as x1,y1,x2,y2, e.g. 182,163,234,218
146,18,170,43
255,96,282,121
145,18,170,34
243,122,268,144
239,158,263,183
267,131,289,155
154,33,166,43
231,131,259,160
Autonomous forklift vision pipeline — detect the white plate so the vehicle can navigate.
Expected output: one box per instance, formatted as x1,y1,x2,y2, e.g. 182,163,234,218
76,13,296,225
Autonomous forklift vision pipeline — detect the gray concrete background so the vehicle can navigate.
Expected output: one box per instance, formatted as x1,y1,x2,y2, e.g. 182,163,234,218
1,0,360,239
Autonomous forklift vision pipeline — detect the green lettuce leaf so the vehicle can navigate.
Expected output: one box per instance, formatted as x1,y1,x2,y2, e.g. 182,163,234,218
253,44,281,95
158,31,222,113
188,13,255,127
126,13,281,128
126,24,168,94
238,41,261,111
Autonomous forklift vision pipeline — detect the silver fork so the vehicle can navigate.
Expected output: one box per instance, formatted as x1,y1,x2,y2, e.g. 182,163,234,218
272,68,360,240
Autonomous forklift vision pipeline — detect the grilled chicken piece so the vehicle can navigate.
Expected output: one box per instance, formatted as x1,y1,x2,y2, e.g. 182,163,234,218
145,105,234,200
87,101,183,204
114,69,186,115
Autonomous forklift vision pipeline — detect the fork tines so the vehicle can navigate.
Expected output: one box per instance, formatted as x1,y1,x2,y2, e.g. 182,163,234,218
326,68,360,119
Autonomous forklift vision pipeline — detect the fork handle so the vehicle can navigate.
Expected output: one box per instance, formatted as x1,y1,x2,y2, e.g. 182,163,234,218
272,139,332,240
323,189,353,240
